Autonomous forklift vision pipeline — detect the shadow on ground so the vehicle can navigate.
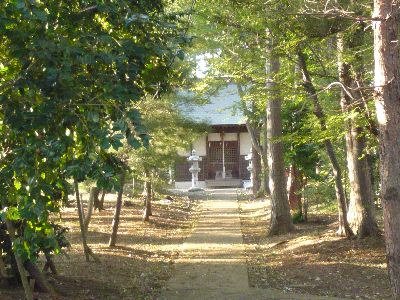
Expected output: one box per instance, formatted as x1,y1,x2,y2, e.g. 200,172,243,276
238,198,391,299
0,196,199,300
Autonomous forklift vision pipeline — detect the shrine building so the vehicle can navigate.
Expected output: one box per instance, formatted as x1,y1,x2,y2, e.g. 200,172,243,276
175,84,252,189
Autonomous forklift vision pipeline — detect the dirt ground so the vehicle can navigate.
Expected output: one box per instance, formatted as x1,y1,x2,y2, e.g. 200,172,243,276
0,192,392,300
238,197,391,299
0,195,199,300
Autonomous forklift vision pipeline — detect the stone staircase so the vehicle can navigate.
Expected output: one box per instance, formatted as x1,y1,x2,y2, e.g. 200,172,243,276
205,179,242,188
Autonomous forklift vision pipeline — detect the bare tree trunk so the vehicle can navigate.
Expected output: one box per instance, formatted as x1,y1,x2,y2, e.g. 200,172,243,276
297,49,353,238
373,1,400,297
73,180,100,262
5,220,33,300
245,122,261,196
99,190,106,210
23,260,53,293
109,172,126,247
0,251,7,278
84,187,97,233
345,126,378,237
303,181,308,223
266,31,294,236
143,170,153,221
93,188,101,211
252,146,262,196
43,252,57,275
287,164,303,216
337,32,379,238
261,120,271,196
245,119,269,196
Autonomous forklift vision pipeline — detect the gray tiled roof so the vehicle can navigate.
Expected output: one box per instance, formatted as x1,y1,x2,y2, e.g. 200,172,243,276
179,84,245,125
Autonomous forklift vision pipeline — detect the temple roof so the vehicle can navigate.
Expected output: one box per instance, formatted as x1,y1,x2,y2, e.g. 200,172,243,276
179,84,245,125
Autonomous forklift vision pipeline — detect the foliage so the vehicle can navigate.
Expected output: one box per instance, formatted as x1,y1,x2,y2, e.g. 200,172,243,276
282,100,320,179
126,93,208,190
188,0,378,208
0,1,188,263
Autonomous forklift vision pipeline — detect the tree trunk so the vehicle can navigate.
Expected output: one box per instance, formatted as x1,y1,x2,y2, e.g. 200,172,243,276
337,32,379,238
84,187,98,233
93,187,102,211
297,49,353,238
5,220,33,300
109,172,126,247
345,126,378,237
245,121,268,196
287,164,303,217
252,146,262,196
99,190,106,210
43,253,57,275
265,31,294,236
0,251,7,278
23,260,53,293
142,170,153,222
73,180,100,262
261,120,271,196
237,73,269,197
303,187,308,223
373,1,400,297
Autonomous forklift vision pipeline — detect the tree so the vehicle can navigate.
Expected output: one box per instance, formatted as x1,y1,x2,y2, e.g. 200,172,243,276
73,180,100,262
372,0,400,297
337,28,379,237
297,49,353,237
0,0,188,294
125,92,206,222
282,100,319,222
188,0,273,195
142,168,153,222
109,172,126,247
265,31,294,235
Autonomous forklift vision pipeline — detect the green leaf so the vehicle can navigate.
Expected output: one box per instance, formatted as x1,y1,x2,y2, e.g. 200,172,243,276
113,133,125,140
14,179,22,190
100,138,111,150
127,134,141,149
6,207,21,221
111,138,123,150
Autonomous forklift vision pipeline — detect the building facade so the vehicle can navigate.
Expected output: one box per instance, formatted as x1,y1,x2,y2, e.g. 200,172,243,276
175,84,252,189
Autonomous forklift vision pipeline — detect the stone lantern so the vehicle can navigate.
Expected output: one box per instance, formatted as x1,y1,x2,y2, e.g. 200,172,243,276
245,148,253,189
188,149,203,191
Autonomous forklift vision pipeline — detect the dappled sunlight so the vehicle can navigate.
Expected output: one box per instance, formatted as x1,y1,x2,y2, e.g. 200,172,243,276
271,235,337,252
39,196,201,299
238,197,391,299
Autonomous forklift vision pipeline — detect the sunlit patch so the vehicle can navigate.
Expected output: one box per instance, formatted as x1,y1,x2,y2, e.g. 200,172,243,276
42,194,200,299
238,197,390,298
375,101,387,125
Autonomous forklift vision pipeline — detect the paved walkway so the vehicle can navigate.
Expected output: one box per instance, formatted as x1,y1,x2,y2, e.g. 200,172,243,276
159,190,341,299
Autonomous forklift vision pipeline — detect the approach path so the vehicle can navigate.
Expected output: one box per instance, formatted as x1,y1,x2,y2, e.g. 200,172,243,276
159,189,341,300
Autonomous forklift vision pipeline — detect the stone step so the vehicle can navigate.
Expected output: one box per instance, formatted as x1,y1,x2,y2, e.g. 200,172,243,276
206,179,242,188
